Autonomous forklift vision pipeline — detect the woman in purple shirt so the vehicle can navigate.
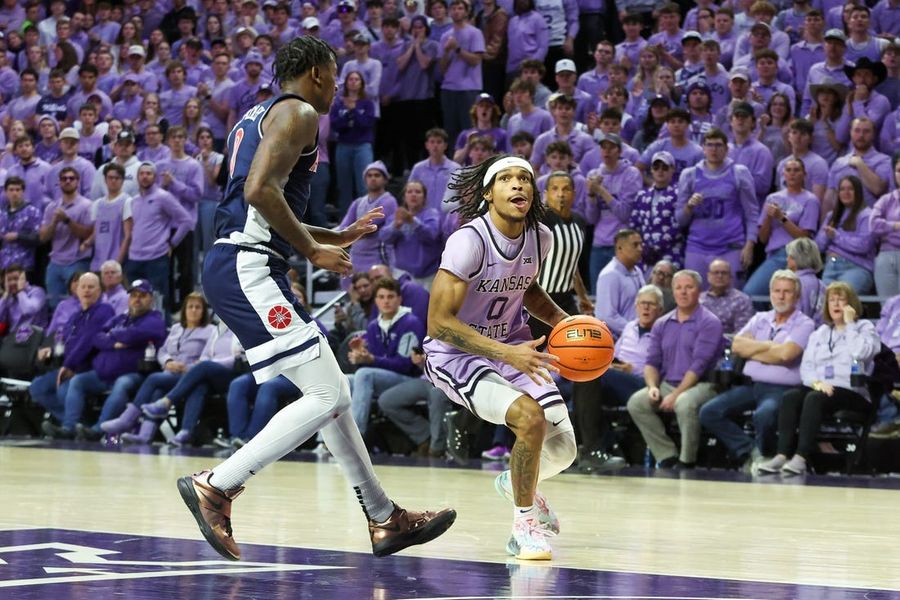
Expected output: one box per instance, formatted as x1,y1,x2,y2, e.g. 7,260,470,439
871,158,900,297
452,94,509,162
815,175,875,293
330,70,377,214
744,158,821,295
807,82,851,165
757,92,791,167
382,180,442,289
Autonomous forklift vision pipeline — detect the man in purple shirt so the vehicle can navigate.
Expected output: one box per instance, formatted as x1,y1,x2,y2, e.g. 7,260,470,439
790,10,826,102
577,40,613,101
844,58,892,131
0,178,42,272
409,128,461,216
700,269,815,470
160,61,198,127
89,1,121,44
111,74,144,124
39,168,93,309
530,94,594,172
6,136,52,210
627,269,723,468
825,117,892,214
438,0,486,149
46,128,97,201
677,128,758,286
801,28,853,115
507,79,555,141
5,69,41,131
775,119,829,203
594,229,645,337
0,266,48,335
638,108,704,184
227,51,266,132
727,102,774,206
119,45,160,95
66,65,113,123
123,163,193,314
699,258,755,334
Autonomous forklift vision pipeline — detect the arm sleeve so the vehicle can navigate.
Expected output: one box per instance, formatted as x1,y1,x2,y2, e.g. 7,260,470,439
799,327,821,386
163,193,194,248
593,273,628,336
735,166,759,242
675,167,696,228
688,313,724,376
156,325,180,366
62,304,116,370
833,210,876,255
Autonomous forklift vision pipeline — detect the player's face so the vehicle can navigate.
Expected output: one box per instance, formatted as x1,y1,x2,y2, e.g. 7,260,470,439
485,166,533,224
374,288,402,318
545,175,573,215
770,278,798,314
672,273,701,308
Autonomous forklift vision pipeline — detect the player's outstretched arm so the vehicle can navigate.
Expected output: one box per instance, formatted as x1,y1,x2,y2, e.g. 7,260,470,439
245,100,352,275
523,280,569,327
307,206,385,247
428,270,559,384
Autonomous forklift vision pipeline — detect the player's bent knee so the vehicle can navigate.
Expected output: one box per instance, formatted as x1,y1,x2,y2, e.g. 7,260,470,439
507,396,546,437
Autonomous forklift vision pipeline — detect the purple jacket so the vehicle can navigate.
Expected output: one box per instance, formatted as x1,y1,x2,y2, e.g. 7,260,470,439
0,202,41,270
91,310,167,384
871,191,900,253
629,183,684,269
339,192,398,274
816,208,876,272
382,208,442,279
363,307,425,376
330,97,377,145
157,155,204,225
397,272,431,327
0,285,48,333
60,301,116,373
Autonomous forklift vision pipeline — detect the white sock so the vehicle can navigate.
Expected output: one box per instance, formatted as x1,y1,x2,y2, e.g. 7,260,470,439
322,410,394,523
514,505,536,522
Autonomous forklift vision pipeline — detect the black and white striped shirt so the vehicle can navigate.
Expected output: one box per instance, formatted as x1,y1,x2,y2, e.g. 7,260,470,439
537,212,586,294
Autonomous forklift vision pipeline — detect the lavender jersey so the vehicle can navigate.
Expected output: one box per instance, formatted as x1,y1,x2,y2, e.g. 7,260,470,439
424,214,552,356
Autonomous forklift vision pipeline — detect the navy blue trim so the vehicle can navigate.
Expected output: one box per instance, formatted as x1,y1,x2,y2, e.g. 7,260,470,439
250,336,320,372
458,224,487,280
540,399,565,409
480,215,526,262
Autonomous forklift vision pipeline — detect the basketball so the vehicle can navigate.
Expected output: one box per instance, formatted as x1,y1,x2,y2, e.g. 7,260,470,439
547,316,615,382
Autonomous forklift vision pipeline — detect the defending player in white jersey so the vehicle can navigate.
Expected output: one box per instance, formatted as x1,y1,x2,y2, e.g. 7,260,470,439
176,37,455,562
424,155,576,560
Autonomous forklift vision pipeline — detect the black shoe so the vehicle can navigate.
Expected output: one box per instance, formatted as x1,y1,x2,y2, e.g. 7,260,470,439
656,456,678,469
42,420,74,440
443,411,469,466
674,461,696,470
75,423,104,442
579,451,627,474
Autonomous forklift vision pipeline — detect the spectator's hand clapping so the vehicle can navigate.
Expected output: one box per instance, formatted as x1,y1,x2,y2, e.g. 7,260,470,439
824,224,836,239
161,171,174,187
444,36,458,52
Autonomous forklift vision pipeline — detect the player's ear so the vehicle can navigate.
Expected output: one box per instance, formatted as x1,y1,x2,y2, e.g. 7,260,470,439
311,64,320,82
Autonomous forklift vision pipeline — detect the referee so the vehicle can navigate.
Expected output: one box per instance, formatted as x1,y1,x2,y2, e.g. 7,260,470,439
529,170,594,344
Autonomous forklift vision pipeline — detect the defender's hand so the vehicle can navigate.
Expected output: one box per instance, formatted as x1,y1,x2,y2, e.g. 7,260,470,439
340,207,385,246
310,244,352,276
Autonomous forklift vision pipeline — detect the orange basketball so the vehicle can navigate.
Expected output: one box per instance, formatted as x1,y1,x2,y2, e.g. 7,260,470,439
546,316,615,382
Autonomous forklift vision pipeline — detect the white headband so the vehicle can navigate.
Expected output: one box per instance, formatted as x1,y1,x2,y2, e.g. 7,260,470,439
482,156,534,187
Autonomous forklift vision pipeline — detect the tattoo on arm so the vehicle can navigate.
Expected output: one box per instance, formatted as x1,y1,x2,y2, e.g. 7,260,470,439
431,324,505,361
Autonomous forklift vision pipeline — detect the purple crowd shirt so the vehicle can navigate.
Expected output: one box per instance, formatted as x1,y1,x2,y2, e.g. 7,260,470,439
382,207,443,278
728,137,774,206
409,157,461,215
614,319,653,373
645,304,724,383
775,151,829,193
89,193,128,271
876,294,900,353
815,207,876,271
438,24,486,91
124,185,193,262
506,11,550,73
0,202,41,270
594,257,646,336
759,189,821,255
41,195,93,266
738,308,816,386
338,191,399,273
871,191,900,253
629,183,684,269
582,160,642,247
827,148,893,208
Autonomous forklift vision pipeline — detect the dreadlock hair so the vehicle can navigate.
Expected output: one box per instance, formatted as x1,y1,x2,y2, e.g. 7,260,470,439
273,36,337,85
447,154,546,231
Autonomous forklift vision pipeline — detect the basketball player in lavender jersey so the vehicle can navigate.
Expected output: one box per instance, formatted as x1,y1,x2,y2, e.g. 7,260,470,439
425,154,577,560
176,37,455,562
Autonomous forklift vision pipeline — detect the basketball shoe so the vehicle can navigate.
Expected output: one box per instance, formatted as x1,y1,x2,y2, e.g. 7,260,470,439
369,503,458,557
177,470,244,560
494,470,560,534
507,517,553,560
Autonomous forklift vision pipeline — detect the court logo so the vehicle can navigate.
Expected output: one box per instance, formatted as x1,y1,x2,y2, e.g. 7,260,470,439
267,305,293,329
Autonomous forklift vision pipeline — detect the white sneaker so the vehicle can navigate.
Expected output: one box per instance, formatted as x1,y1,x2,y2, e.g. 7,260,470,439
781,455,807,476
494,471,560,534
506,518,553,560
756,454,787,474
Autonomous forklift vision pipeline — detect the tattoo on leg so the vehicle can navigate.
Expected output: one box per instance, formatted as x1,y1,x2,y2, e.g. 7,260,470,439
510,440,538,505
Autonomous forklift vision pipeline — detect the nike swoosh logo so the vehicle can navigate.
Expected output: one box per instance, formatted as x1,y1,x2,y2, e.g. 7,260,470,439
199,490,223,511
551,419,564,427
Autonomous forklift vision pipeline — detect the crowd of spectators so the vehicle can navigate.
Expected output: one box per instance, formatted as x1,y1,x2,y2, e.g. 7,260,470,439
0,0,896,470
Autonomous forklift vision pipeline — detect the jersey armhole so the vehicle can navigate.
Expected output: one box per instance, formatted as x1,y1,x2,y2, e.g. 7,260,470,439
257,94,319,155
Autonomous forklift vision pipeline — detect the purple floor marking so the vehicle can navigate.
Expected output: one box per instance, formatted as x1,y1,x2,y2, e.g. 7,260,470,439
0,529,894,600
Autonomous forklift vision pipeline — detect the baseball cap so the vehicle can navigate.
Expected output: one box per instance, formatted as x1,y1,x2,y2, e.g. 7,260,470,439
681,30,702,44
651,150,674,167
475,92,495,104
117,130,136,144
731,101,755,117
244,51,264,66
729,67,750,81
555,59,576,74
128,279,154,294
302,16,320,29
235,26,259,38
649,93,671,107
59,127,80,141
122,72,140,84
597,132,622,148
824,28,847,43
352,33,370,44
686,80,711,95
338,0,356,7
128,44,146,57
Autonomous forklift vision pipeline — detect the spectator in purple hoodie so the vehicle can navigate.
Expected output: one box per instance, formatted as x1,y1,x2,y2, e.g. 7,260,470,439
43,278,167,440
0,177,42,272
34,116,61,164
123,162,193,313
348,277,426,434
6,136,52,210
815,174,875,293
382,180,442,289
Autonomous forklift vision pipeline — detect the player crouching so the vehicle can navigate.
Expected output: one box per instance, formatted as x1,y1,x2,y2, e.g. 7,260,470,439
423,155,577,560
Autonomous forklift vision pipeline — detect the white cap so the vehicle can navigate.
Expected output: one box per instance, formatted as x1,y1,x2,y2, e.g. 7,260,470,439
128,44,146,57
555,59,576,74
302,16,320,29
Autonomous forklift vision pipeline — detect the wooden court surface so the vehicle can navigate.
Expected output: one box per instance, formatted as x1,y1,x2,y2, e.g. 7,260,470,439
2,445,898,593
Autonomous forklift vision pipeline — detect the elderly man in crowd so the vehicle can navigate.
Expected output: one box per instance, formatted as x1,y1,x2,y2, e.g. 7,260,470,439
699,270,816,471
700,258,755,335
627,269,724,469
42,279,167,441
100,260,129,315
576,284,665,473
31,273,114,433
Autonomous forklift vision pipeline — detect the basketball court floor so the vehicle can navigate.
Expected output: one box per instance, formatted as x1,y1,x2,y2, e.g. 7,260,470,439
2,440,899,599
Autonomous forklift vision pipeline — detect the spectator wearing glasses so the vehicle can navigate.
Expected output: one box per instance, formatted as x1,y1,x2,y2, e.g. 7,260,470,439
700,258,755,335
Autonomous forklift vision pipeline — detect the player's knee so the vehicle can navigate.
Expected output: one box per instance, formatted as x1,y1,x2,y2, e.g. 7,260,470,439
508,397,546,438
556,429,577,466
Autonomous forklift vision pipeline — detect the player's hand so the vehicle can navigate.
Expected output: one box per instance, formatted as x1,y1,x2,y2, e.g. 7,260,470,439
310,243,352,276
340,207,385,246
660,392,678,411
506,336,559,384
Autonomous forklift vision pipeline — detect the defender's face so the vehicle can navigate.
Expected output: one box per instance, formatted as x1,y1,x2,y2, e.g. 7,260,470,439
486,166,533,223
313,60,338,114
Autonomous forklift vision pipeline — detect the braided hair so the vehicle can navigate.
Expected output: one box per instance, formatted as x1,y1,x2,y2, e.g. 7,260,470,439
447,154,546,230
273,37,336,85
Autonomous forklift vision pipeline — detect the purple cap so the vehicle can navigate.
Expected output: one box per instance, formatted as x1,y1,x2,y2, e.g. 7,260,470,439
364,160,389,178
128,279,154,294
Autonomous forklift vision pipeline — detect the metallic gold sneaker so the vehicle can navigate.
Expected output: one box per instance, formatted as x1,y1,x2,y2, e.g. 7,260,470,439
177,470,244,561
369,503,457,557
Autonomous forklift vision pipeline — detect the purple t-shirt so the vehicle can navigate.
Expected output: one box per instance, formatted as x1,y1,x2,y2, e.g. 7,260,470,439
41,195,93,266
507,108,554,141
728,138,774,206
775,151,829,194
160,84,199,126
338,191,398,273
409,157,461,215
645,304,724,383
89,193,128,271
594,257,645,336
739,308,815,386
438,24,486,91
582,161,642,247
827,148,893,208
759,189,820,255
871,191,900,253
394,39,439,101
124,186,193,261
639,138,704,184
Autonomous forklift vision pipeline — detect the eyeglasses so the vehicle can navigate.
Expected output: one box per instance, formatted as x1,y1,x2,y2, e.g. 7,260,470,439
637,301,659,308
